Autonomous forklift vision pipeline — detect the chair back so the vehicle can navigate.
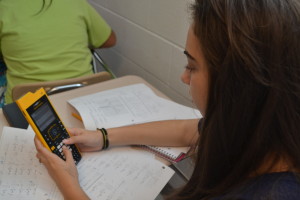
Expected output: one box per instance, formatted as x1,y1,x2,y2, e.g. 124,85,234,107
92,50,116,78
12,71,112,101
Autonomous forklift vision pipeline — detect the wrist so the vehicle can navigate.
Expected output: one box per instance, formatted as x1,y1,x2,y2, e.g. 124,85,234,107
57,177,87,199
97,128,110,150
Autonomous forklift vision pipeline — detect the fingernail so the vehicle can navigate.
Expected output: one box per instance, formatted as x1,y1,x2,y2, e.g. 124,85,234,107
63,139,68,143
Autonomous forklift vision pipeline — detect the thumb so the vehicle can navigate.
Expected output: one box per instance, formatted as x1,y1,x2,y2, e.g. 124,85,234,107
62,146,74,164
67,128,84,136
63,134,88,145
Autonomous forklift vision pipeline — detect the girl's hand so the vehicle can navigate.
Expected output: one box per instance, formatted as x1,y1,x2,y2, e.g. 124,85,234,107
34,136,89,199
34,136,79,190
64,128,103,152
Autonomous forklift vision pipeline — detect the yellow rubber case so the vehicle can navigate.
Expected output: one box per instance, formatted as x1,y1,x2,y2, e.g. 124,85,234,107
16,88,81,164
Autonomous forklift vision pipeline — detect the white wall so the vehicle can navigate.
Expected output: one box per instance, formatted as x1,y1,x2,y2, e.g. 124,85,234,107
89,0,195,107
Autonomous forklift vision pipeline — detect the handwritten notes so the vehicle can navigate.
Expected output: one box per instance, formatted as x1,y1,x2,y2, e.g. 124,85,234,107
78,148,174,200
0,127,62,200
0,127,174,200
68,83,201,130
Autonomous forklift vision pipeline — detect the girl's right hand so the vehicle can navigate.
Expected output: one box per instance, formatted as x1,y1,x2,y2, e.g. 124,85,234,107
64,128,103,152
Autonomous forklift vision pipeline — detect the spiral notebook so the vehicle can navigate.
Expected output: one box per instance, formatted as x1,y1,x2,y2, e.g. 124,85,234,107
138,145,190,163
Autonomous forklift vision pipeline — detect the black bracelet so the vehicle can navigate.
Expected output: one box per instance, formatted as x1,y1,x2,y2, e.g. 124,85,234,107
97,128,109,150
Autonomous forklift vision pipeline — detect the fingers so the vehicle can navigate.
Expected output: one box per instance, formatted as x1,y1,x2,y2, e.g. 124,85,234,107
63,134,89,145
34,136,41,148
34,135,75,166
36,153,43,163
67,128,83,136
34,137,49,164
34,136,47,154
34,137,50,155
64,128,76,145
34,136,60,162
62,146,75,165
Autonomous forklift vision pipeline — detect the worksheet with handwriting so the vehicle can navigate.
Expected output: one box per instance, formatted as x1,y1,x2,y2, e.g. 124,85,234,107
78,148,174,200
68,83,201,130
0,127,174,200
0,127,62,200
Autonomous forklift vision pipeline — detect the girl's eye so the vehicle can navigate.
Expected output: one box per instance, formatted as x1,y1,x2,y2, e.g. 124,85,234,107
185,65,194,72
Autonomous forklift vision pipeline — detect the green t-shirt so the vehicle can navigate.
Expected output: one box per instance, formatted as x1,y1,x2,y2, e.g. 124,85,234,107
0,0,112,103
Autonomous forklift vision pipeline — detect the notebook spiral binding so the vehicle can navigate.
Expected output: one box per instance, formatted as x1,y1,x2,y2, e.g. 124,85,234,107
135,145,186,163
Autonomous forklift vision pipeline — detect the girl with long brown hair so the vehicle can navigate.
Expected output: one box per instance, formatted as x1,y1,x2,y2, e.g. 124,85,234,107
34,0,300,199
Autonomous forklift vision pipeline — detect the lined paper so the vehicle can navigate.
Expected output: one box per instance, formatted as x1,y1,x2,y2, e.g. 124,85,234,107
0,127,174,200
0,127,62,200
78,148,174,200
68,83,201,130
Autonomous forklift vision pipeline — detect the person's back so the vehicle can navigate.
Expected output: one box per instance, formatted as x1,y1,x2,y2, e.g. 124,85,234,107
0,0,114,103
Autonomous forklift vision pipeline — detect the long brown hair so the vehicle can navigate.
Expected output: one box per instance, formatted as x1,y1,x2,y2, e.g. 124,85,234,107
37,0,53,14
169,0,300,199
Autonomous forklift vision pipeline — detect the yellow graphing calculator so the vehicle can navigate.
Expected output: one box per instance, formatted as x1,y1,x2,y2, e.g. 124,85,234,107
16,88,82,164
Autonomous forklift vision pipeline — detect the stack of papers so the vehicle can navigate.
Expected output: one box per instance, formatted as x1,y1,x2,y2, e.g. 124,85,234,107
68,83,202,163
0,127,174,200
68,83,201,130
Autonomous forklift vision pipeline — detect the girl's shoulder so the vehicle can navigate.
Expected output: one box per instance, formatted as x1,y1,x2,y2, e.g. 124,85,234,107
216,172,300,200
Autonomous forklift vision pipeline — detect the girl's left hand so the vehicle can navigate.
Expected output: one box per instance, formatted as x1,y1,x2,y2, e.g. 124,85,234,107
34,136,80,190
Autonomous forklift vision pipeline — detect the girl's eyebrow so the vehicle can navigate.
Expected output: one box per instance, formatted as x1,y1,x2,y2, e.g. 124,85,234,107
184,50,196,61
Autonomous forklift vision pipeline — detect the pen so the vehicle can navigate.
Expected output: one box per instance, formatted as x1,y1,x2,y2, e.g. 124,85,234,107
72,112,83,121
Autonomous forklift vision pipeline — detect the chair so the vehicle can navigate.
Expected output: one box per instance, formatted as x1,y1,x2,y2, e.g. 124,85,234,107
12,71,112,101
0,59,7,108
92,50,116,78
11,50,115,101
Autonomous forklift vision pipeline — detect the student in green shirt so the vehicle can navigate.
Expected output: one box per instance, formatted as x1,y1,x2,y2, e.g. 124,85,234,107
0,0,116,103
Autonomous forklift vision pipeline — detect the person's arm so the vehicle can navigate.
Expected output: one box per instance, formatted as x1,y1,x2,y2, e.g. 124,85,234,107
108,119,199,147
65,119,200,151
85,1,116,49
34,137,90,200
99,30,116,48
34,119,200,198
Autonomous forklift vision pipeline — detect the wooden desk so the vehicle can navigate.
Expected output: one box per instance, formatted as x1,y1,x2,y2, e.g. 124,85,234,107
0,75,169,137
49,75,169,128
0,75,189,195
0,75,171,166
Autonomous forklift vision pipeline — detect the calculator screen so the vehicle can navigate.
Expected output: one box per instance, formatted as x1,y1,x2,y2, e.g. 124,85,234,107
31,101,55,132
26,95,62,141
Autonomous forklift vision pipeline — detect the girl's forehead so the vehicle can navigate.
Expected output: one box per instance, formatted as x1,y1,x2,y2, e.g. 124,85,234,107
186,26,205,64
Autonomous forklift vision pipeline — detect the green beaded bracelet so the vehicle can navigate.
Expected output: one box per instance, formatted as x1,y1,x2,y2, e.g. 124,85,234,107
97,128,109,150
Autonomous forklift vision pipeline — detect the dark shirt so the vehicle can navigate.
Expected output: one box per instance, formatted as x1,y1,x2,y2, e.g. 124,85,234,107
0,59,6,107
196,119,299,199
214,172,300,200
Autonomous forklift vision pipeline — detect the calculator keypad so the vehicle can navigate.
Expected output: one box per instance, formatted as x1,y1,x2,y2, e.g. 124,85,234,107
43,122,81,165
